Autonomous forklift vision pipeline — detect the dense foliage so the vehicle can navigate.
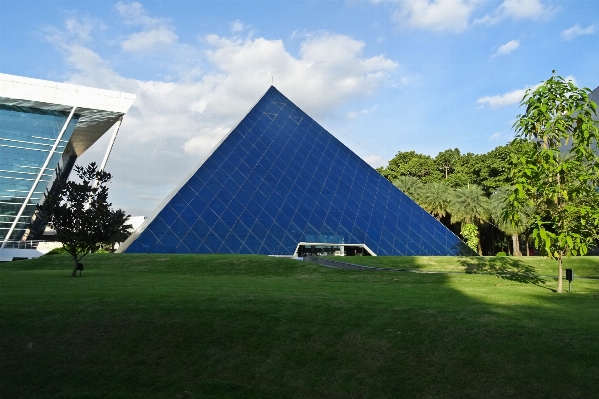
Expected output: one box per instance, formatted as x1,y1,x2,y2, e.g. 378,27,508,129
377,142,529,255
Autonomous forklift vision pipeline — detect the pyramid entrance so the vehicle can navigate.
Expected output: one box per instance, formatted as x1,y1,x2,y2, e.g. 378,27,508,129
295,243,374,257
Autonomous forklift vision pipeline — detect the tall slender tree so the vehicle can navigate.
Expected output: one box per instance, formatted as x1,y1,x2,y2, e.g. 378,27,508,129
490,187,532,256
448,184,490,255
505,72,599,293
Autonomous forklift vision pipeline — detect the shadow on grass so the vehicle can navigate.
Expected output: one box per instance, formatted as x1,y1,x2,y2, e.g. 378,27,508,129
456,256,553,291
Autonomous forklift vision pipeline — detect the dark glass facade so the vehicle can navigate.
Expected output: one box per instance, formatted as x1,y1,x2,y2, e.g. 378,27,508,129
0,105,78,241
122,86,469,255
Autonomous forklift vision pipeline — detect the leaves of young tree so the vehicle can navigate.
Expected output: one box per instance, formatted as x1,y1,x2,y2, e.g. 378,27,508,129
505,72,599,292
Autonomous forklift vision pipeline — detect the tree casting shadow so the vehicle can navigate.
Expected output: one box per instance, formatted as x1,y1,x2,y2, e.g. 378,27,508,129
456,257,553,291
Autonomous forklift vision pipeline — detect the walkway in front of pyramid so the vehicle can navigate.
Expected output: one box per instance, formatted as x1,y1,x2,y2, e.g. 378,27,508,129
119,86,468,256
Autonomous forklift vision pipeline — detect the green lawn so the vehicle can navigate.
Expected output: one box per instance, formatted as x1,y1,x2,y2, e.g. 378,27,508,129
1,254,599,398
332,254,599,278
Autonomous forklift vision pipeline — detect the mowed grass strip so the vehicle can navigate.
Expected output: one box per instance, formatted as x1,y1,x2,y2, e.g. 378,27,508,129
1,254,599,399
335,254,599,278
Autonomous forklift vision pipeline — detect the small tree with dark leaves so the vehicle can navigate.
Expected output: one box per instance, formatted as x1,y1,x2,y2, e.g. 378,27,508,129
36,162,131,276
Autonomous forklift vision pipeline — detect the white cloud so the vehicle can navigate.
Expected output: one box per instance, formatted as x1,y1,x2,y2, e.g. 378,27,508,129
477,76,576,109
498,0,546,19
561,24,596,40
121,27,178,52
47,18,397,215
391,0,477,33
115,1,169,27
477,90,525,108
494,39,519,56
378,0,553,32
45,17,104,45
346,105,378,119
489,132,502,140
477,85,537,108
230,20,244,33
203,33,397,119
363,154,388,168
476,0,553,25
183,127,230,156
116,2,178,52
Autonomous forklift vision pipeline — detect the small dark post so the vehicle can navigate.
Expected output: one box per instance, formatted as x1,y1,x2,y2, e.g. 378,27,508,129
77,263,83,277
566,268,573,292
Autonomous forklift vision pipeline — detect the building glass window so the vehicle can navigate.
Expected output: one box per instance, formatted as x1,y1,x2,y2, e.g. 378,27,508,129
0,105,79,241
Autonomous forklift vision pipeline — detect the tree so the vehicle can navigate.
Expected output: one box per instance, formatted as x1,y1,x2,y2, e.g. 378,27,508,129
380,151,442,183
443,151,488,190
490,187,533,256
435,148,461,179
36,163,131,276
448,184,490,255
392,176,424,203
505,72,599,292
104,209,132,252
419,181,452,221
483,142,532,195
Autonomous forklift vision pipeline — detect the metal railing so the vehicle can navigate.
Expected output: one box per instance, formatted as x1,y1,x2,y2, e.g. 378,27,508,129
1,240,44,250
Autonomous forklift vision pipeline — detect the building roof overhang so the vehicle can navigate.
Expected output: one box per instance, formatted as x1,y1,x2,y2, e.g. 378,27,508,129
0,73,136,156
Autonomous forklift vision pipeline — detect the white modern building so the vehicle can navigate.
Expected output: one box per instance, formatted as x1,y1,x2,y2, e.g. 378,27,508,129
0,73,135,260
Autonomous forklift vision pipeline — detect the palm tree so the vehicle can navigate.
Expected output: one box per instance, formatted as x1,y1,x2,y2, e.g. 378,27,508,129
490,187,532,256
392,176,423,204
448,184,490,255
419,182,452,221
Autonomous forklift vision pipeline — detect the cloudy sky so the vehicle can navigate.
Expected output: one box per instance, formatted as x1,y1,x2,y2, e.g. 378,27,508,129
1,0,598,216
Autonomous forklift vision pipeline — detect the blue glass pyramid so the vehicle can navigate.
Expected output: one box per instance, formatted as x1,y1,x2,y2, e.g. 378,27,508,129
120,86,469,255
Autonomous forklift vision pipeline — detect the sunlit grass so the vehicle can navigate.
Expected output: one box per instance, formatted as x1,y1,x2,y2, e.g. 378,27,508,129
335,254,599,277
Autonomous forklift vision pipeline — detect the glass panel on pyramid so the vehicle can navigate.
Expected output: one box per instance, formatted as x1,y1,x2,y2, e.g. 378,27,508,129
119,86,470,256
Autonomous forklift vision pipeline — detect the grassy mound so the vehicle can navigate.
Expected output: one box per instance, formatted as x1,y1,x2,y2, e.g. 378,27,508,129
1,254,598,398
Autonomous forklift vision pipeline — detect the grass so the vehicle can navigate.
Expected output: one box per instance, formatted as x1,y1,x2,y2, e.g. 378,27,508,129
1,254,599,398
331,255,599,278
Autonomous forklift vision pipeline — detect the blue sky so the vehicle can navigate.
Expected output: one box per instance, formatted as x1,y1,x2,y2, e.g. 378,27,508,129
1,0,598,216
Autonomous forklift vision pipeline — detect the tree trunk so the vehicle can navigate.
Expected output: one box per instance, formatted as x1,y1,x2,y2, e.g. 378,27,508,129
478,232,483,256
525,235,530,256
71,258,79,277
512,234,522,256
557,254,563,293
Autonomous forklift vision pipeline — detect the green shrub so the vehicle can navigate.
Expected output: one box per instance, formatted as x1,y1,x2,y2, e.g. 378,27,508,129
496,251,508,257
460,223,479,253
44,246,68,255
